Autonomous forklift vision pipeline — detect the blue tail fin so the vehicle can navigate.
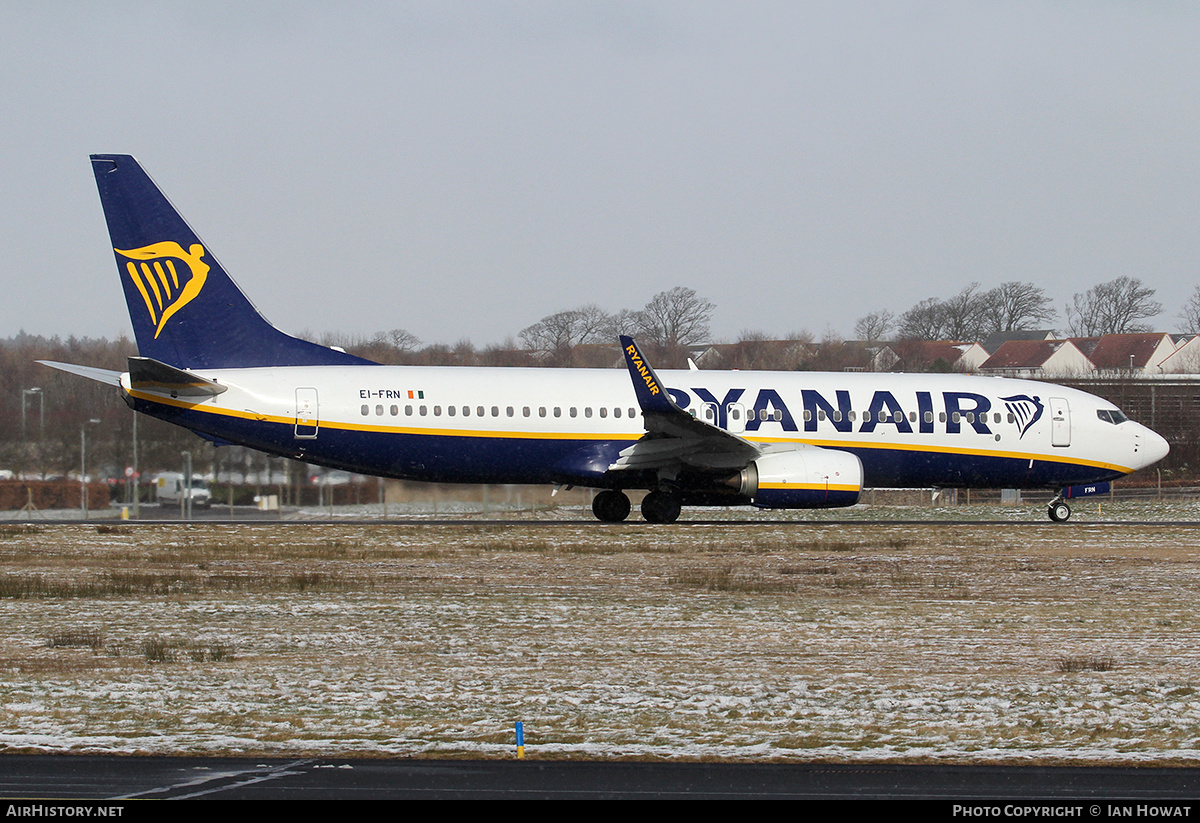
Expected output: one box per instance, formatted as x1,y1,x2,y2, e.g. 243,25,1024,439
91,154,376,369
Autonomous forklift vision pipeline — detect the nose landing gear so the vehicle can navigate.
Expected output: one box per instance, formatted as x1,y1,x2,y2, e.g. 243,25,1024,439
1047,495,1071,522
1051,499,1070,525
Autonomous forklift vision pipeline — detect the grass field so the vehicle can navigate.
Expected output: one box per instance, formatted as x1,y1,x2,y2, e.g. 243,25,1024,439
0,517,1198,762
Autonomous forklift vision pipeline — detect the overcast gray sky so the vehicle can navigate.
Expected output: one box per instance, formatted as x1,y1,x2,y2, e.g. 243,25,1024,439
4,1,1199,347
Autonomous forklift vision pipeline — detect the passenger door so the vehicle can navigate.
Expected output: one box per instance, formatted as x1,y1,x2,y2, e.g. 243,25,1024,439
1049,397,1070,447
295,387,319,439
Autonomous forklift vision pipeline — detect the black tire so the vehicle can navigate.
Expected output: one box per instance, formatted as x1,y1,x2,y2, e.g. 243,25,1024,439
641,490,681,524
1048,502,1071,522
592,490,631,522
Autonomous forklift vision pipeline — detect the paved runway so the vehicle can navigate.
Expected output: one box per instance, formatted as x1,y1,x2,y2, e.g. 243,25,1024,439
2,756,1199,801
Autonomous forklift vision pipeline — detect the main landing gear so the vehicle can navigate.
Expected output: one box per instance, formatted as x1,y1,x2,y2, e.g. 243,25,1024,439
592,489,631,522
641,490,682,524
591,489,682,524
1047,495,1071,522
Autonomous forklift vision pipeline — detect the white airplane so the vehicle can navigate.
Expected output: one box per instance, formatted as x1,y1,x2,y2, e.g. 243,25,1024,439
42,154,1169,523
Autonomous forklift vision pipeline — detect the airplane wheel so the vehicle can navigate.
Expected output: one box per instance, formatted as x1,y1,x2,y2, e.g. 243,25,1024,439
1048,502,1071,522
642,491,681,524
592,490,631,522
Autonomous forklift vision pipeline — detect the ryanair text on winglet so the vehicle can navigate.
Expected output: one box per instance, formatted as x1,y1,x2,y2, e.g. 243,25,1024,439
626,344,661,396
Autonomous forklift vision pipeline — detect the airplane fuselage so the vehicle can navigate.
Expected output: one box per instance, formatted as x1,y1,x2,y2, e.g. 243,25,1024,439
122,364,1160,495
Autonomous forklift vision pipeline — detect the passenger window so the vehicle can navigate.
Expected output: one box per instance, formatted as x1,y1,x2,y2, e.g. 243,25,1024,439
506,406,514,417
360,405,369,416
629,407,636,419
585,408,593,418
909,411,917,423
570,407,578,418
523,407,530,417
376,405,384,416
600,407,608,418
924,411,933,424
477,406,485,417
614,407,622,418
390,405,398,416
491,406,498,417
434,406,441,416
447,406,455,417
539,407,546,418
419,405,427,416
405,405,413,416
554,407,561,418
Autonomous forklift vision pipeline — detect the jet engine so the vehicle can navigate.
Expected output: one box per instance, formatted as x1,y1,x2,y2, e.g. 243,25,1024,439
731,448,863,509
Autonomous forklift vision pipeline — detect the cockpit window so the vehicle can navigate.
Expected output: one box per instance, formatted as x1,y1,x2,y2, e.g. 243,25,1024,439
1097,409,1130,425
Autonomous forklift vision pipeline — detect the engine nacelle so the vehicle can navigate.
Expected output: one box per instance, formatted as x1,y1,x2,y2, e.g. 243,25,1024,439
733,448,863,509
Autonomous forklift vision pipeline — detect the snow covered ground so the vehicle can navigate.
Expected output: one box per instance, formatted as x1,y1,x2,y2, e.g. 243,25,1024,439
0,515,1198,762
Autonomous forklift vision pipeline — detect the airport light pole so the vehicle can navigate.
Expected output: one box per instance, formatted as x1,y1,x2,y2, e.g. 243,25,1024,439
21,388,44,481
80,418,100,520
21,388,44,441
181,451,193,521
131,411,139,519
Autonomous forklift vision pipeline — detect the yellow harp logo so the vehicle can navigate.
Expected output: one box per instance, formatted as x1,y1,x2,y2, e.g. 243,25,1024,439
115,242,210,338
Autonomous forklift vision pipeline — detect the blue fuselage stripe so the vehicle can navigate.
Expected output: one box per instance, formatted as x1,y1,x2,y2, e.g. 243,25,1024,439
141,399,1122,490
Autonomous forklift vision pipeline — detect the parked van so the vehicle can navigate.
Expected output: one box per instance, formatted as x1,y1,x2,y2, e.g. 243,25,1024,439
154,473,212,509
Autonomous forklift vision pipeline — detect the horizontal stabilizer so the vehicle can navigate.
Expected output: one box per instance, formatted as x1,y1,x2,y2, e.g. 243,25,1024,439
37,360,123,386
128,356,227,397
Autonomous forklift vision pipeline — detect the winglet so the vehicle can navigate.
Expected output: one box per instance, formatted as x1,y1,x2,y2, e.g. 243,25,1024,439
619,336,677,415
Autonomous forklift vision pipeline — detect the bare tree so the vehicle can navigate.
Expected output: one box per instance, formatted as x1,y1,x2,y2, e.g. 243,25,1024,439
519,304,613,361
601,308,642,340
520,310,582,354
1179,285,1200,334
387,328,421,352
635,287,715,349
572,304,611,344
1067,277,1162,336
984,281,1056,333
853,309,895,343
939,283,991,341
897,298,948,340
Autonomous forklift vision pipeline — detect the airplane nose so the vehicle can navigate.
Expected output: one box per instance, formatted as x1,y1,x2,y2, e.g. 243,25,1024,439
1136,425,1170,469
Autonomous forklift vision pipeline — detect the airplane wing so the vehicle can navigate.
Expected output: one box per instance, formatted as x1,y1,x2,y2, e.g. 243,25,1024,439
614,336,760,472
